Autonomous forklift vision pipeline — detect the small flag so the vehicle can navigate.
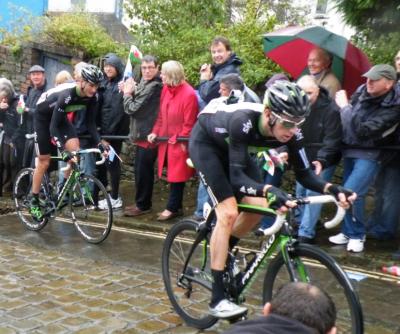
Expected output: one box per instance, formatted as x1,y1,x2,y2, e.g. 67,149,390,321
262,151,275,176
123,45,142,80
107,145,123,163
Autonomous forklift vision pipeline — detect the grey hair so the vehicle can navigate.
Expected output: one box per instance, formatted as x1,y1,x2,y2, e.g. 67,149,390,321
161,61,185,86
297,75,319,90
0,78,16,100
73,61,89,80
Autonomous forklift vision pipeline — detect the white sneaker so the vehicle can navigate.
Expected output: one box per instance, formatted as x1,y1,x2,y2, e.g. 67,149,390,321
329,233,349,245
209,299,247,319
98,197,123,210
97,199,107,210
110,197,123,209
347,238,365,252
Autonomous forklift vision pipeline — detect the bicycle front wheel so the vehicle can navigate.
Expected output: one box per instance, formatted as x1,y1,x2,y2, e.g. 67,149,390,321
263,243,363,334
162,219,217,329
13,168,49,231
69,174,112,244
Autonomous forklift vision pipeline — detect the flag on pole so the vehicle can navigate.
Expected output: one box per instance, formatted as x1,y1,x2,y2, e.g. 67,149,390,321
123,45,143,80
268,149,285,171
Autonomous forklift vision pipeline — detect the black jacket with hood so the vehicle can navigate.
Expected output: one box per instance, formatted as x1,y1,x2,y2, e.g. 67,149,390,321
301,86,342,168
198,53,243,104
98,53,129,136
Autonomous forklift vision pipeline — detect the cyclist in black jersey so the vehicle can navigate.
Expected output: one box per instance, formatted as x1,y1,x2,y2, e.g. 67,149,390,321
30,65,106,221
188,80,356,319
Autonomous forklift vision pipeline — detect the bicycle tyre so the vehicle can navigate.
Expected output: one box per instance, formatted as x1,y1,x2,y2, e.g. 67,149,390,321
69,174,112,244
13,168,49,231
162,219,218,329
263,243,363,334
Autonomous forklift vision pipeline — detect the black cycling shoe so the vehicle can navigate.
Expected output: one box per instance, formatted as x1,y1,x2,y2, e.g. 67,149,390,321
29,197,44,221
297,236,315,244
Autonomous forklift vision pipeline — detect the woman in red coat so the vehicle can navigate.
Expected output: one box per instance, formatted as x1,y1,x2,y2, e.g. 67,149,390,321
148,60,198,221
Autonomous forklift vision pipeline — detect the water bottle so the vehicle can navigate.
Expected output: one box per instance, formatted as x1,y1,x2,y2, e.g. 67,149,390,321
17,94,25,125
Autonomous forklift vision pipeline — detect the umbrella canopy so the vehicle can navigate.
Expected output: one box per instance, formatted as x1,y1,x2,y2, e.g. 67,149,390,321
263,25,371,95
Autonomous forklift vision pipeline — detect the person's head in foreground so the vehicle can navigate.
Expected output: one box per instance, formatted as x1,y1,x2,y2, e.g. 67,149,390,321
264,282,337,334
224,282,337,334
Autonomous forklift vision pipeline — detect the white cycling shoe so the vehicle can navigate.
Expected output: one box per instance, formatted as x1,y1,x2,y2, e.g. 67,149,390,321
209,299,247,319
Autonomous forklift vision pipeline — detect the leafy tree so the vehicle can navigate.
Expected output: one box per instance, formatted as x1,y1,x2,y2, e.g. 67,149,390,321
124,0,226,84
334,0,400,35
124,0,296,90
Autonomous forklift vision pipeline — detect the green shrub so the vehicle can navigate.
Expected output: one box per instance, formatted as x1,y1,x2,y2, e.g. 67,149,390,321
42,12,127,59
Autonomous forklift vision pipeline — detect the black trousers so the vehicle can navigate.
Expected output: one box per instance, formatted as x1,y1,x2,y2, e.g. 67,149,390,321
166,182,185,213
97,140,123,200
134,145,157,210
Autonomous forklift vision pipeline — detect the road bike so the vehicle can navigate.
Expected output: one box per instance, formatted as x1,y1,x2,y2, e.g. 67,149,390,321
13,148,113,244
161,195,363,333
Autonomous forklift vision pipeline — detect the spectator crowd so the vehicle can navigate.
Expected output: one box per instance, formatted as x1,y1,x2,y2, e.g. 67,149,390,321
0,36,400,260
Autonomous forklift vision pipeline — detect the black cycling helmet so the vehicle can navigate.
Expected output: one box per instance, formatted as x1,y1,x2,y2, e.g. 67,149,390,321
81,65,104,85
263,81,310,119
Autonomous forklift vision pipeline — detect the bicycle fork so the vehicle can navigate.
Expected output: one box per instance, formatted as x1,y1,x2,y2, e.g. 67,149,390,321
281,241,309,282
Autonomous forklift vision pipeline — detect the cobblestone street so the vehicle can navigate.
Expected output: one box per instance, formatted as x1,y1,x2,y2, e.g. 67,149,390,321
0,214,238,333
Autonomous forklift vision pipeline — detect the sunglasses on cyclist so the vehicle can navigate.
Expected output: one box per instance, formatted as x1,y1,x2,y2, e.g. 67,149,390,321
271,112,305,129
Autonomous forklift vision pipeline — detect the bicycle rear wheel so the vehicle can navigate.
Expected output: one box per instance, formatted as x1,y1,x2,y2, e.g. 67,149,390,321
162,219,217,329
263,243,363,334
69,174,112,244
13,168,49,231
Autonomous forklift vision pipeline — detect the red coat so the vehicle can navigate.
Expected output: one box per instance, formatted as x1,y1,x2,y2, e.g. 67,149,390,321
152,81,198,182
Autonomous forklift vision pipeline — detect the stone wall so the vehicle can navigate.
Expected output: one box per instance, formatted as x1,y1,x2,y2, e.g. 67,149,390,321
0,44,39,93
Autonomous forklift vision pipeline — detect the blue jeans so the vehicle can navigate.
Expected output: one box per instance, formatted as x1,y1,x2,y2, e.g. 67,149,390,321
366,162,400,239
341,157,379,239
57,152,96,193
297,165,336,239
194,181,210,218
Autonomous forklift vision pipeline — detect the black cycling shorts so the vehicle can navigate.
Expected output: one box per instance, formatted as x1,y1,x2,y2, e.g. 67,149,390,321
189,122,262,206
34,115,76,155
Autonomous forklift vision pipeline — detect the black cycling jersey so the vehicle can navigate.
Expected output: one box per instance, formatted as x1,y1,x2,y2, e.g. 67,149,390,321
35,83,100,154
189,102,326,203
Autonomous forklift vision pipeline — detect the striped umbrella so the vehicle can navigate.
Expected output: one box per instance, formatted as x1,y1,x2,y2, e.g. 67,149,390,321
263,25,371,95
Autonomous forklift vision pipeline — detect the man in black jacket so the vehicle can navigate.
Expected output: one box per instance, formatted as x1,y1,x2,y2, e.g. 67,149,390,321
330,64,400,253
223,282,337,334
197,36,243,107
121,55,163,217
296,75,342,244
367,53,400,245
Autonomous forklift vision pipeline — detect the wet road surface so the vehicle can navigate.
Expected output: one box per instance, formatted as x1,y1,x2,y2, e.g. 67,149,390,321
0,213,398,333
